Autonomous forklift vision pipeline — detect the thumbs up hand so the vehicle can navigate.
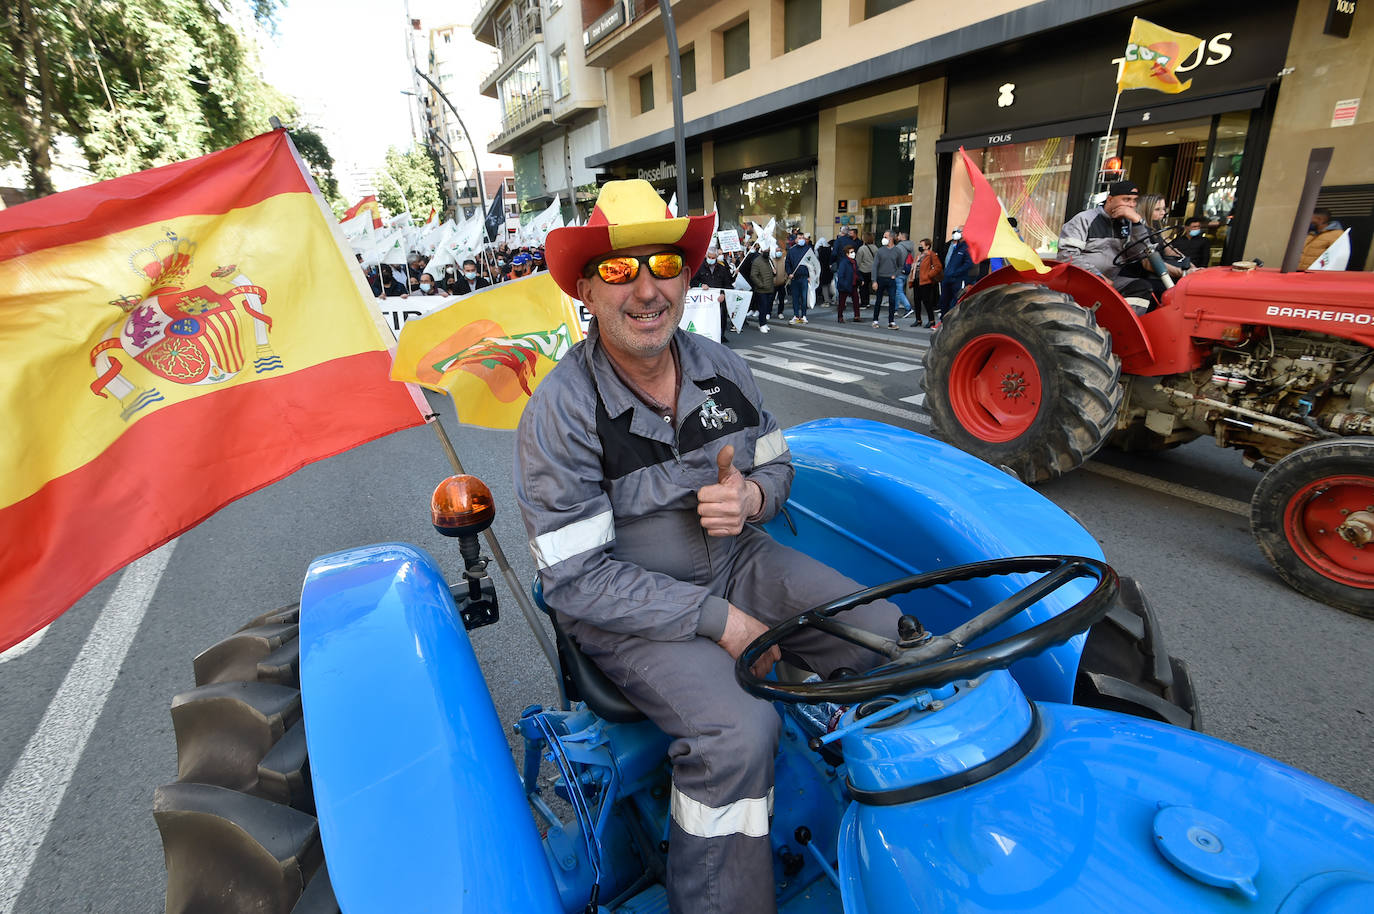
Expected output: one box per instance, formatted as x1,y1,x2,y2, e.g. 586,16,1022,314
697,444,763,537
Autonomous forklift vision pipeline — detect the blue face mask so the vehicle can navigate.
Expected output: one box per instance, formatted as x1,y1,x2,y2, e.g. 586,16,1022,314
1189,229,1202,237
464,270,478,280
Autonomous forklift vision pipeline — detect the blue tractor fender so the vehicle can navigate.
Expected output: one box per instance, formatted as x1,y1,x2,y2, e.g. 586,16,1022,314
768,418,1101,704
298,543,561,913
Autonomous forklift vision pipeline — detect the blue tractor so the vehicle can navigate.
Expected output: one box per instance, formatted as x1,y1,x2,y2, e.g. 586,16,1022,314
152,420,1374,913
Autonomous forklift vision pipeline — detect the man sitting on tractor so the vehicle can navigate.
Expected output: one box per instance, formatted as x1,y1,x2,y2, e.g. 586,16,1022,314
515,179,901,914
1058,179,1165,307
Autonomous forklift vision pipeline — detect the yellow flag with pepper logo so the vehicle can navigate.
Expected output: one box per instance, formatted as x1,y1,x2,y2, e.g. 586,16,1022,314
391,271,585,429
1117,17,1204,95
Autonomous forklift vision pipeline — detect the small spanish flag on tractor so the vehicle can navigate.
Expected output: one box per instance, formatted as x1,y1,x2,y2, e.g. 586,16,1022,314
951,147,1050,275
1117,17,1205,95
391,272,584,430
0,130,427,652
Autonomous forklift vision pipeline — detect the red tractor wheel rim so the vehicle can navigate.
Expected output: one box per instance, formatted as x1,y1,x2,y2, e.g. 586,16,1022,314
1282,474,1374,589
948,334,1043,443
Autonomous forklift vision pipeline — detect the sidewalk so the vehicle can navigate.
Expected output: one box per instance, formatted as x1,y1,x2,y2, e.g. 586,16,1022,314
742,300,934,350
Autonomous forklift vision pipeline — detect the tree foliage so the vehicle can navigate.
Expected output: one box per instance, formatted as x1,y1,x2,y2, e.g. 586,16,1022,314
374,145,442,222
288,125,341,210
1,0,293,196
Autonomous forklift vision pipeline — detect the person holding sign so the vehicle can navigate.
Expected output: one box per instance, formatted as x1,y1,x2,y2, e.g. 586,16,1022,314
693,244,735,343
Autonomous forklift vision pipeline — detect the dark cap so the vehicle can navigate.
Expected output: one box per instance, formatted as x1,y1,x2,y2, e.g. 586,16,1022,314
1107,180,1140,196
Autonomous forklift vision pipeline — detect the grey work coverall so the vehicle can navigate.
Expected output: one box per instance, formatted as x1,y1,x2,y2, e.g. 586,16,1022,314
515,322,899,914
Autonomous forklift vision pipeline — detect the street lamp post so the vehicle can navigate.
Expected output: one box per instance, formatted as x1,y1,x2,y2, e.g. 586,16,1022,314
413,68,487,218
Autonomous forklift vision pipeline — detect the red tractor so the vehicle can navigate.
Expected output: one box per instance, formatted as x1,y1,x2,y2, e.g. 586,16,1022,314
922,254,1374,617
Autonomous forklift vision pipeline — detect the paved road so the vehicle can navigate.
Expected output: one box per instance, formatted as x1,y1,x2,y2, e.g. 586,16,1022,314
3,308,1370,912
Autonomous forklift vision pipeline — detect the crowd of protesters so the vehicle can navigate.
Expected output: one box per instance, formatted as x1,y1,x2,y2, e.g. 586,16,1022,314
363,221,990,334
362,240,557,299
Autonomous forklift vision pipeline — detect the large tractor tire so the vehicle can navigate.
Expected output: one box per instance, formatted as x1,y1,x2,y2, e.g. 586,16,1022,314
152,604,340,913
1251,438,1374,617
922,283,1123,483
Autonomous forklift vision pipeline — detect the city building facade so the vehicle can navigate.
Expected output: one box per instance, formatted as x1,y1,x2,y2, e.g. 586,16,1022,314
568,0,1372,269
473,0,611,225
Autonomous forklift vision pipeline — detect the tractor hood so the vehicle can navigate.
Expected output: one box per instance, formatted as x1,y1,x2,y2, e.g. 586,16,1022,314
1169,267,1374,349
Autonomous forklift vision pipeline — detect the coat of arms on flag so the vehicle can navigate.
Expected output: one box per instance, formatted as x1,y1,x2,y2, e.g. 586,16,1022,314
89,231,283,420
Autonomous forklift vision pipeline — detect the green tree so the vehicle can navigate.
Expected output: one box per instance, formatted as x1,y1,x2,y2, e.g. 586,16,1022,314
288,125,343,213
0,0,289,196
374,145,442,222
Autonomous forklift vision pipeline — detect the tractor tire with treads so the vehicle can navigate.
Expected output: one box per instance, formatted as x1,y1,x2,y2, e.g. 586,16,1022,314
1251,438,1374,617
922,283,1123,483
152,603,340,914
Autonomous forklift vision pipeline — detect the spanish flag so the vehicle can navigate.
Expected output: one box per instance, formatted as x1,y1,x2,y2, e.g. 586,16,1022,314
0,130,427,651
951,147,1050,274
342,194,384,229
1118,17,1204,95
391,272,584,429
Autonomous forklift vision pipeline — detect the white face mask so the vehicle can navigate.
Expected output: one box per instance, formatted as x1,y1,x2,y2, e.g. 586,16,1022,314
882,237,891,246
953,231,963,240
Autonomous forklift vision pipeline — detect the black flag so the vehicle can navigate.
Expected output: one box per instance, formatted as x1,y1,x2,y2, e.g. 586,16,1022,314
484,183,505,243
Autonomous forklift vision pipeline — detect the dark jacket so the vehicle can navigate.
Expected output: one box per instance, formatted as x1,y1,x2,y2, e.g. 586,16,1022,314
691,259,734,289
747,252,775,292
835,253,856,291
942,240,974,283
785,242,810,281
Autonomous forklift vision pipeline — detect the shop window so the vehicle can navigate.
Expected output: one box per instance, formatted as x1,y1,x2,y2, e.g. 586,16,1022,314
678,47,696,95
1202,112,1249,223
868,121,918,197
963,138,1076,255
722,20,750,79
636,70,655,114
783,0,822,53
715,167,818,238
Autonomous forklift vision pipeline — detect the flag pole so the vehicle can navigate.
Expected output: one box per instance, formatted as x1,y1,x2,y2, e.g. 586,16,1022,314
426,412,569,710
1102,90,1123,174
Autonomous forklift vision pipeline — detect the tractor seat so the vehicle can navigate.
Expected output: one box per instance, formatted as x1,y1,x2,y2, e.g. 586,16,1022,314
532,583,646,724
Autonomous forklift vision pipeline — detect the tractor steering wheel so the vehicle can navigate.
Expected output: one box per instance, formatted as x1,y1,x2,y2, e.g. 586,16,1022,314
735,555,1117,705
1113,225,1184,267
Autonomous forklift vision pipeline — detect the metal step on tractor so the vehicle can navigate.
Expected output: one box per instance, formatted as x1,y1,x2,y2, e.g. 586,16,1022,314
922,196,1374,617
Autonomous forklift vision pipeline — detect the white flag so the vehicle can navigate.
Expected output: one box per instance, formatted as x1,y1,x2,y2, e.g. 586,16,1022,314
1310,228,1351,271
531,194,565,243
800,245,821,307
668,193,678,217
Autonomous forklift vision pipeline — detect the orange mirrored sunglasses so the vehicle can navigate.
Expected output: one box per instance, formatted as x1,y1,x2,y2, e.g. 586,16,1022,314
586,251,685,284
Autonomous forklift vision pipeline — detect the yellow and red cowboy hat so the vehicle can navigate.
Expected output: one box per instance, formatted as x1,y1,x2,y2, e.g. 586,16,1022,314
545,179,716,298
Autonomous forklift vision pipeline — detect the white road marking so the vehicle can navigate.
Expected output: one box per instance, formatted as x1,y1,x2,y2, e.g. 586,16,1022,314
774,340,919,372
751,368,929,423
1082,462,1250,517
739,350,866,383
0,626,50,664
0,542,176,914
751,370,1250,518
902,393,926,407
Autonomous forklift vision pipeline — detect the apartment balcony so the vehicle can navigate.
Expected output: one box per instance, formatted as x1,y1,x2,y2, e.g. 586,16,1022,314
477,13,544,98
488,91,554,155
583,0,714,70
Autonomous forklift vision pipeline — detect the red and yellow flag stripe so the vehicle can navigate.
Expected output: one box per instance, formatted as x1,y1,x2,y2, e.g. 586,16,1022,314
0,131,425,650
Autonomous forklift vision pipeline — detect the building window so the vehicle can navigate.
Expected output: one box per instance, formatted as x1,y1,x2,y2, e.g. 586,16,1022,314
864,0,912,16
505,177,516,194
722,21,750,78
497,52,545,130
678,47,696,95
784,0,821,53
553,49,569,99
637,70,655,114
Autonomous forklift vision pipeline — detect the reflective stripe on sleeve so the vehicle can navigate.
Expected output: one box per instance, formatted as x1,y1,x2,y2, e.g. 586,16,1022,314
670,785,774,839
752,429,788,467
530,510,614,569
